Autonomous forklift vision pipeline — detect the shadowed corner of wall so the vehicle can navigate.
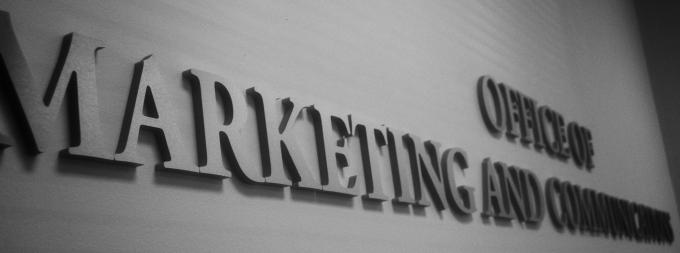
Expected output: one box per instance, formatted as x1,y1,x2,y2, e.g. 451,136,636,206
634,0,680,219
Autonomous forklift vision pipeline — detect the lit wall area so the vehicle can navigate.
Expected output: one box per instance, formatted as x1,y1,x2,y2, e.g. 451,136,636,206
0,0,677,252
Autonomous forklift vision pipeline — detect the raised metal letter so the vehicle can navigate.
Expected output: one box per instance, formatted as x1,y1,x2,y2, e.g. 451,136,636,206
249,88,321,189
441,148,476,214
481,158,511,219
185,69,255,178
477,76,506,135
0,11,109,159
388,128,416,205
115,56,195,173
313,109,359,195
355,120,390,201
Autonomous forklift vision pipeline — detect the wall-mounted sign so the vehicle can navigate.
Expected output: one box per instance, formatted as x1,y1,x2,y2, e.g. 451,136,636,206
0,10,673,244
478,76,595,169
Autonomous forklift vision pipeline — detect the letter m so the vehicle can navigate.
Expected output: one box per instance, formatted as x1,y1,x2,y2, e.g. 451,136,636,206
0,10,108,159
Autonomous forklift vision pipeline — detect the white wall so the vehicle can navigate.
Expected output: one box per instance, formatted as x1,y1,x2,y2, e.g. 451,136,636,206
0,0,677,252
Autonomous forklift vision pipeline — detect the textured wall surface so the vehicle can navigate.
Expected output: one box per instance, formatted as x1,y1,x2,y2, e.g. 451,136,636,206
0,0,677,252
